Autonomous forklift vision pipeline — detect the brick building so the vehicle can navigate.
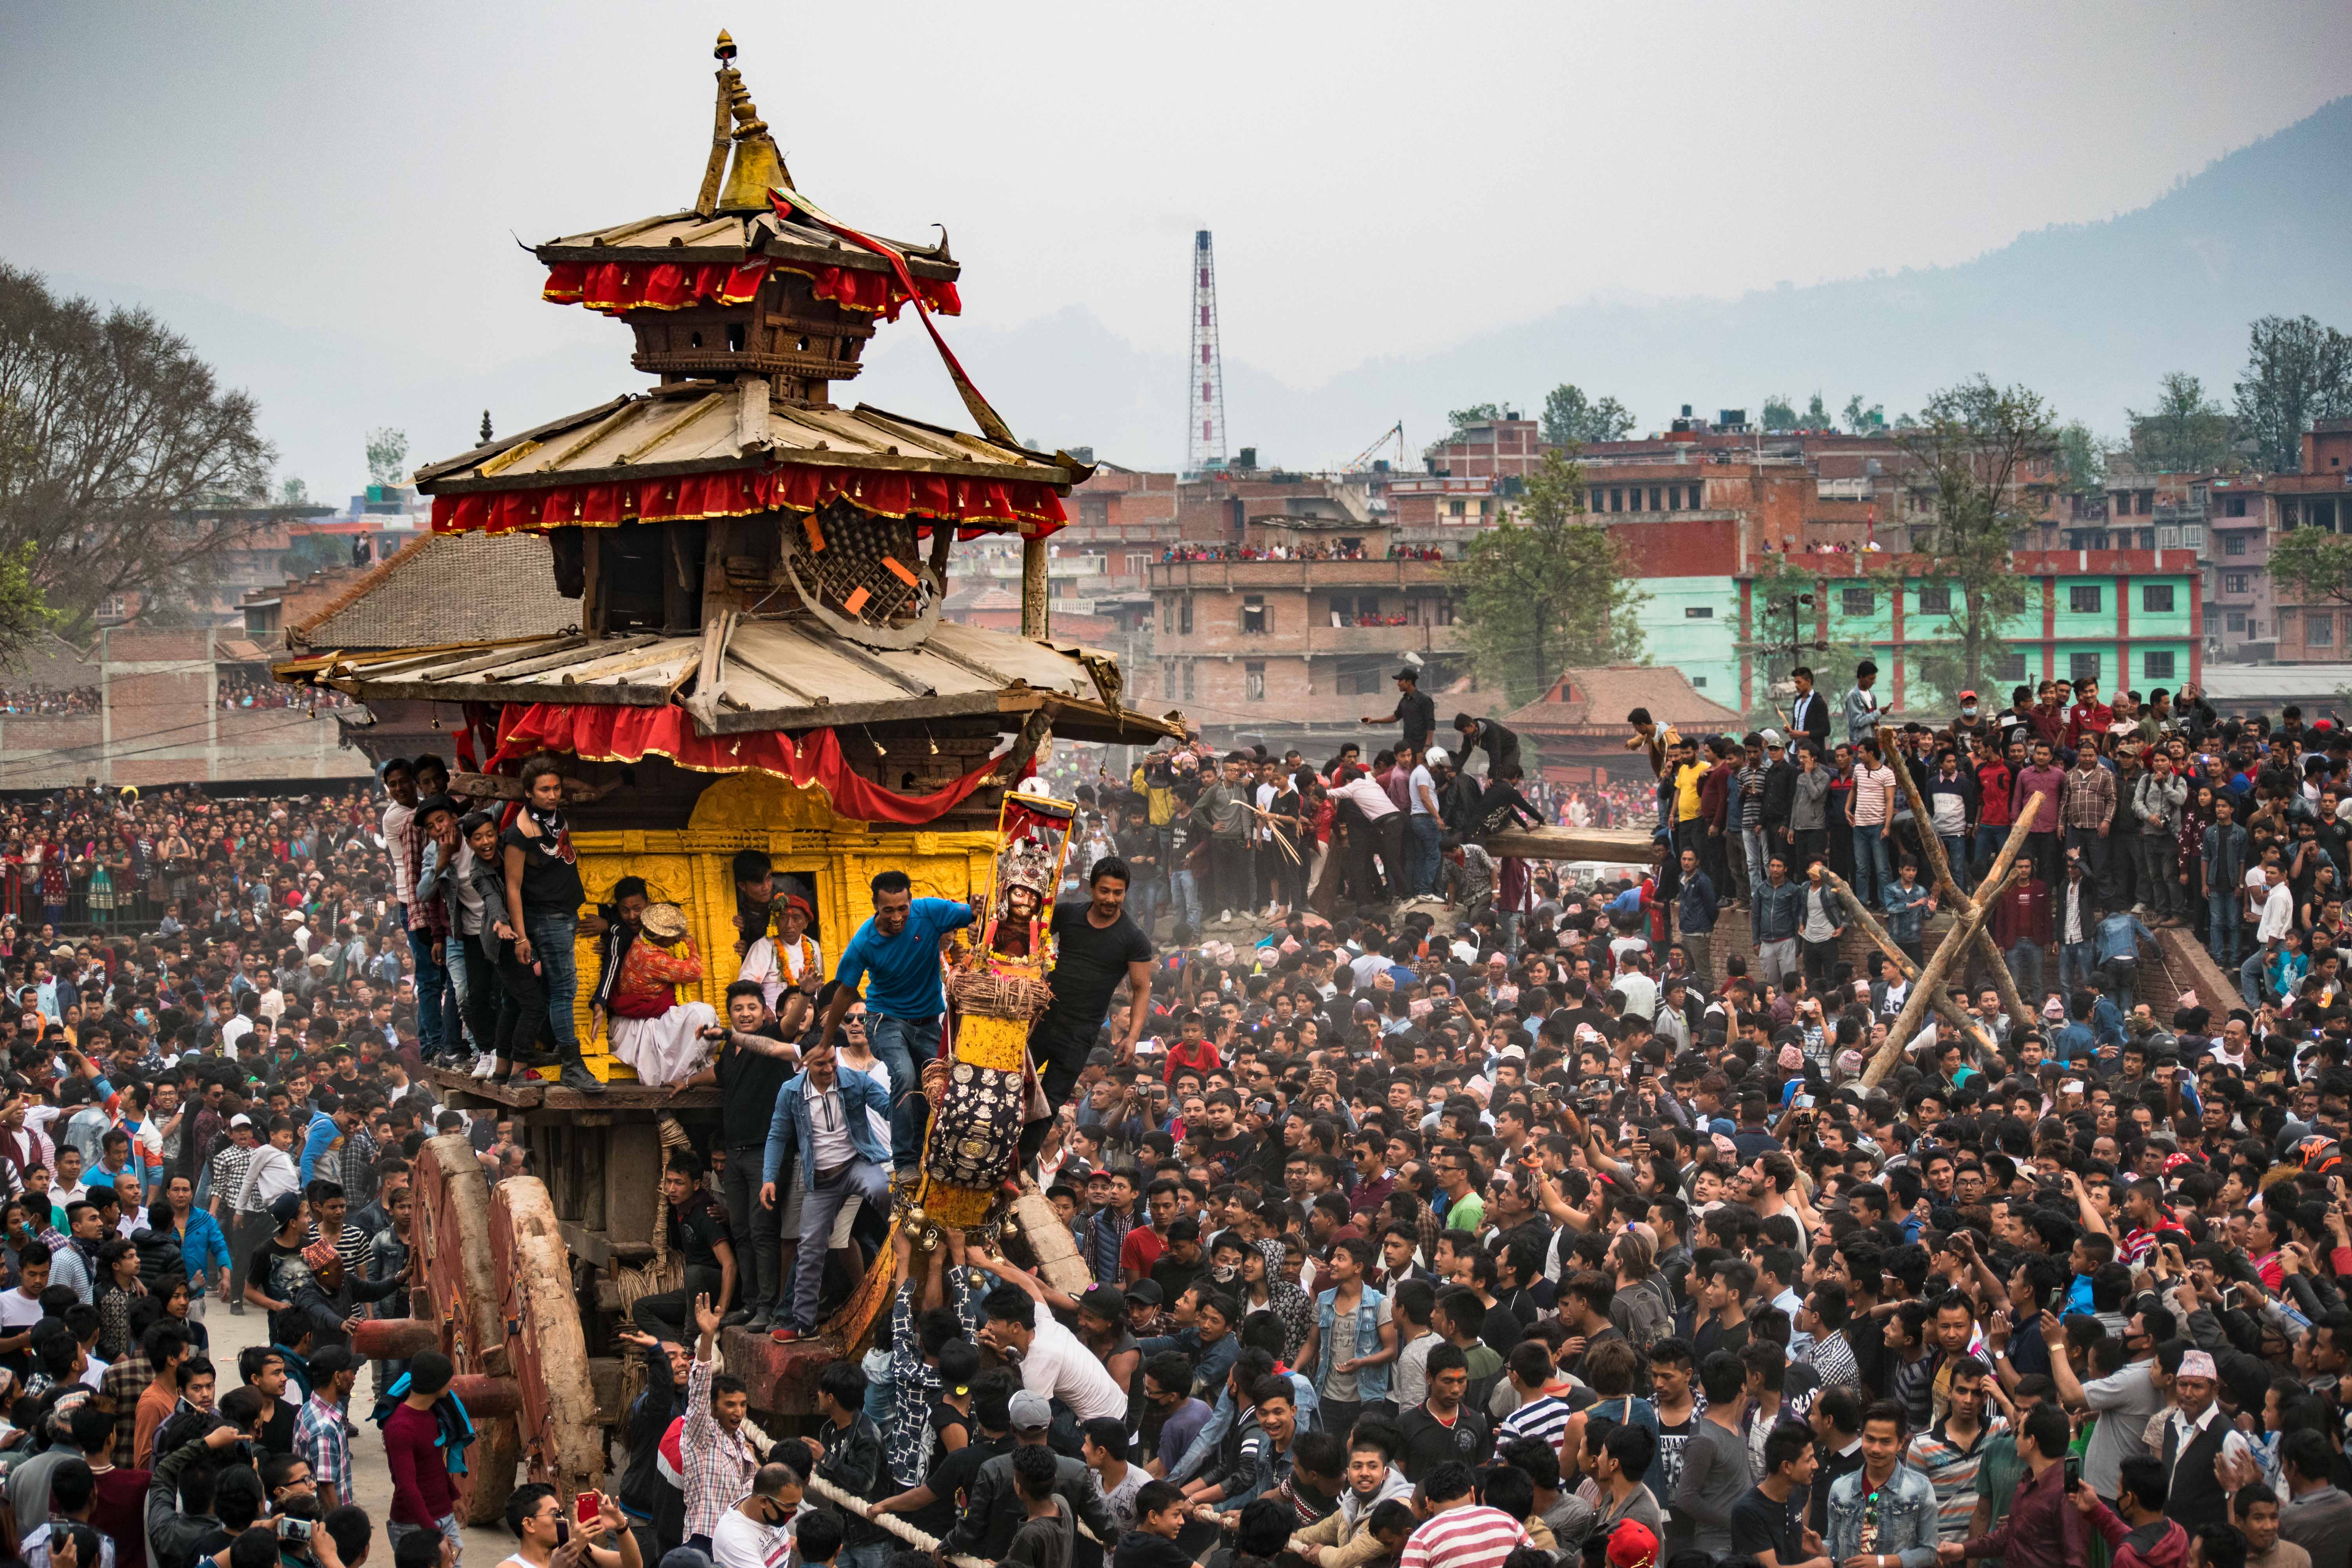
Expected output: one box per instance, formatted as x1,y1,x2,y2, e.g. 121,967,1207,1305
2229,420,2352,663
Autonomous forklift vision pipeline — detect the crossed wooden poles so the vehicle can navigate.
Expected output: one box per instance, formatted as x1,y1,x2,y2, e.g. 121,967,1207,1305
1823,726,2050,1087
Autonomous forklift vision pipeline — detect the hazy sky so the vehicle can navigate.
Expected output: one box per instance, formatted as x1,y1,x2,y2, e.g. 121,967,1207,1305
5,1,2349,494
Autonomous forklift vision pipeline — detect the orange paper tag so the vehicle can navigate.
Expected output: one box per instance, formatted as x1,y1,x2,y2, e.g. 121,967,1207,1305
803,515,827,553
843,586,871,614
883,557,918,587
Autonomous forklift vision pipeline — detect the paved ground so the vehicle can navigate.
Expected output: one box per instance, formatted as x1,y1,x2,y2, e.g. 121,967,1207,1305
204,1299,522,1565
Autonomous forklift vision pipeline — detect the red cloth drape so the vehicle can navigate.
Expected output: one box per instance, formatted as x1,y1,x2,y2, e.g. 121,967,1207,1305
542,259,772,314
490,703,1003,826
430,461,1065,539
541,259,958,321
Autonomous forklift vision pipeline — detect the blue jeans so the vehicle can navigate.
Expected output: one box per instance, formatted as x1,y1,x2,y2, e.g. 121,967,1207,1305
1408,815,1443,895
522,909,579,1052
1940,836,1970,893
2240,945,2272,1010
1741,826,1768,900
2067,825,2109,892
2209,892,2239,967
2060,939,2097,996
840,1541,890,1568
405,926,450,1054
1169,868,1201,933
867,1013,939,1168
1972,825,2007,882
1852,825,1893,907
785,1157,889,1330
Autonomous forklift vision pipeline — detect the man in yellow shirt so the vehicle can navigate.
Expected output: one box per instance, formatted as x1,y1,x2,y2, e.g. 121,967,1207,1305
1670,734,1708,856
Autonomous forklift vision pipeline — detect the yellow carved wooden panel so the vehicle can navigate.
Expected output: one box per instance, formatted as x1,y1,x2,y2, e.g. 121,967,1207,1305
555,773,996,1080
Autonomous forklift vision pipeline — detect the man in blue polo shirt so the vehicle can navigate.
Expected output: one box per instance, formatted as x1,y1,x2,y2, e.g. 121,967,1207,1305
813,869,976,1167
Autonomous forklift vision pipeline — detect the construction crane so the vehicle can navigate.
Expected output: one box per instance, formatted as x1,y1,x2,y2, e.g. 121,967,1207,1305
1343,421,1406,474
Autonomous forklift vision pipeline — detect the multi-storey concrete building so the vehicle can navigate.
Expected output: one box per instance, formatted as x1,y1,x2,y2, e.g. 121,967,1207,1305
2241,419,2352,663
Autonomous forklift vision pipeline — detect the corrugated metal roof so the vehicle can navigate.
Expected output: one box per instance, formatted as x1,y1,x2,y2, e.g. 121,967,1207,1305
296,613,1182,744
423,384,1071,492
535,207,957,283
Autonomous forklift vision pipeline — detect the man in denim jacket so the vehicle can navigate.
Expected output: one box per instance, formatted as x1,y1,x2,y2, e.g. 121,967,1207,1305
1824,1401,1942,1568
760,1042,892,1342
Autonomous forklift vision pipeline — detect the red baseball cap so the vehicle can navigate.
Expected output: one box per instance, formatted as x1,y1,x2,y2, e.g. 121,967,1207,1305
1607,1523,1659,1568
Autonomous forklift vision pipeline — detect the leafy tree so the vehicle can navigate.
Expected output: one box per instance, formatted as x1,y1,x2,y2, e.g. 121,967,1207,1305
2127,371,2239,472
1539,384,1634,446
2234,314,2352,473
278,476,310,506
0,265,273,641
1730,554,1876,724
1760,394,1798,432
2269,525,2352,612
1445,403,1506,441
2054,421,2106,496
1803,392,1832,430
1842,395,1886,433
1881,377,2054,711
1451,448,1646,706
365,427,410,488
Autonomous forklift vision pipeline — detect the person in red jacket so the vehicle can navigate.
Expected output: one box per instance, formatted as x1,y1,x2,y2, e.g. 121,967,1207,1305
2067,1456,2189,1568
1160,1009,1220,1085
2064,677,2117,753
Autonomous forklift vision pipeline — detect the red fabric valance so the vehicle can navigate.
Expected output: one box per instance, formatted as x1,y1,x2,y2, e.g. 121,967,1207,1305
771,261,961,321
490,702,1004,825
429,462,1065,538
543,259,771,314
541,258,959,321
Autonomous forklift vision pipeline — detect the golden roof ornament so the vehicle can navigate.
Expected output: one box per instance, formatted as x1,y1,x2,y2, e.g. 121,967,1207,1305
695,30,792,216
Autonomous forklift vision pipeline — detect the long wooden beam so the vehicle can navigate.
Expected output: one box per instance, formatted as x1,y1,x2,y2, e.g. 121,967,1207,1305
1814,868,1999,1058
1861,798,2043,1087
1873,725,2035,1033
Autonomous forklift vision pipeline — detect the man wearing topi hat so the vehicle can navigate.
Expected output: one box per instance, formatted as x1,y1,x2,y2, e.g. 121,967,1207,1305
599,899,720,1089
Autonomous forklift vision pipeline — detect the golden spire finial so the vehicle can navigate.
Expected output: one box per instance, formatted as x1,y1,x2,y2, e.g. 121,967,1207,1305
696,31,791,216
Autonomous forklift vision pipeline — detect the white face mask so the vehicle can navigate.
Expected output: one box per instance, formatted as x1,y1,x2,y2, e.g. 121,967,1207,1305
1961,705,1978,718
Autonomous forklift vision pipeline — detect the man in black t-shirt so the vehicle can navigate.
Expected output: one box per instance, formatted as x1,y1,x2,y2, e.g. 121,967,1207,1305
1728,1423,1826,1568
1019,858,1154,1166
629,1152,735,1344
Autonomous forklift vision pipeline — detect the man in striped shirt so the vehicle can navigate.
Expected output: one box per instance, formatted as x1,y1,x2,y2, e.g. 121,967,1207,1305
1495,1343,1572,1452
1902,1356,2001,1543
1398,1463,1530,1568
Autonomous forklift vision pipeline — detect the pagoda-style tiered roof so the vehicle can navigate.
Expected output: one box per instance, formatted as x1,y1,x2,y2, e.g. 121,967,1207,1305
278,29,1185,781
417,383,1076,535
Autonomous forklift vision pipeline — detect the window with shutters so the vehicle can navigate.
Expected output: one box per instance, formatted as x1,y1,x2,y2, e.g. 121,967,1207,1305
2069,586,2102,613
1994,653,2027,682
1841,588,1875,616
2311,614,2335,648
1241,595,1267,634
2143,651,2176,680
1918,586,1952,614
2069,653,2101,683
1245,662,1265,700
2141,585,2174,613
2224,533,2247,557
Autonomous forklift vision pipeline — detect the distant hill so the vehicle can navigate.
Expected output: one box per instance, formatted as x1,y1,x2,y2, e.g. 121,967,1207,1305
859,94,2352,470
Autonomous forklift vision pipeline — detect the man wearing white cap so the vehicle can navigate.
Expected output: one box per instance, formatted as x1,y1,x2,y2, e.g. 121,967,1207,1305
2153,1348,2247,1533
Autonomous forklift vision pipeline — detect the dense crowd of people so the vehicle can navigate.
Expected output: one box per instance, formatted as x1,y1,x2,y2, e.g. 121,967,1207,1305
0,652,2347,1568
0,691,101,719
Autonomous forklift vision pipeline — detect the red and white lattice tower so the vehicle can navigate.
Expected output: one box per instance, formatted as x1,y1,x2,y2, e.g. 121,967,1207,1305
1187,229,1226,475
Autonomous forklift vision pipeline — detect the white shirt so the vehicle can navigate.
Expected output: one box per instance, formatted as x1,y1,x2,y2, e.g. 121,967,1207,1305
1408,765,1438,817
1615,971,1658,1022
2258,882,2296,943
738,936,823,1013
804,1086,855,1172
1019,1299,1128,1421
710,1508,793,1568
220,1016,251,1059
0,1289,43,1331
1330,775,1399,822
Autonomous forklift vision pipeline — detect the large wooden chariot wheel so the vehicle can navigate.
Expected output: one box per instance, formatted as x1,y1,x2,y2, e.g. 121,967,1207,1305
390,1134,606,1522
